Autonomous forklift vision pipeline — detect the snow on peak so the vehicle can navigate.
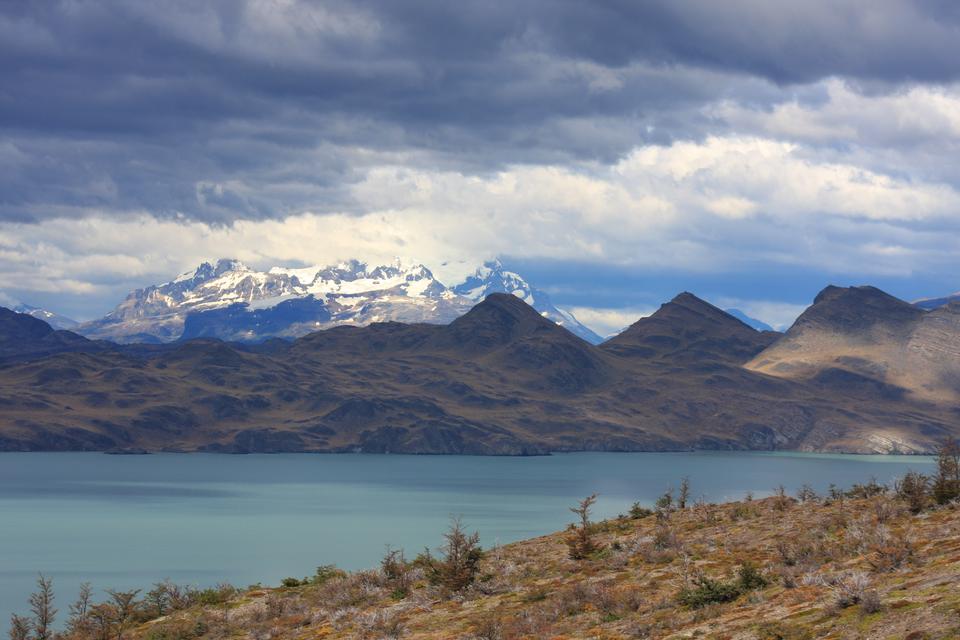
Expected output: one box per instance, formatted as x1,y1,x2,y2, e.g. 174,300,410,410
454,259,534,304
81,256,604,345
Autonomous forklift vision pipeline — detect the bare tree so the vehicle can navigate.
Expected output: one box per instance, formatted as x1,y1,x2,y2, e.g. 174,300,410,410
566,493,602,560
66,582,94,636
87,604,115,640
29,575,56,640
773,485,791,511
105,590,140,640
8,615,30,640
381,546,412,597
145,581,171,618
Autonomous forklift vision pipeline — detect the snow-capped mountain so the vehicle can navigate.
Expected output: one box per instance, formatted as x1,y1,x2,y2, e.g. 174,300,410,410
78,259,304,342
77,257,598,344
12,304,79,330
453,260,602,343
724,308,774,332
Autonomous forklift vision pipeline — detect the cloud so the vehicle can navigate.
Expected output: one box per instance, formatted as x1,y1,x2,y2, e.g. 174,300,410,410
3,131,960,320
3,1,960,225
2,1,960,317
712,298,811,331
0,291,20,308
567,306,656,338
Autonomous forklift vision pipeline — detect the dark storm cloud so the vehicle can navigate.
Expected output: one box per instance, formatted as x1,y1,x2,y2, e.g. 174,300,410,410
1,0,959,224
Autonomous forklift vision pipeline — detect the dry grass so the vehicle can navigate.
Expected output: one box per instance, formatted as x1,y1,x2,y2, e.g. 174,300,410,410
128,495,960,640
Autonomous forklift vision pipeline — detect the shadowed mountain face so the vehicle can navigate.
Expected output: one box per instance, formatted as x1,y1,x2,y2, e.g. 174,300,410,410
1,289,959,455
0,307,100,363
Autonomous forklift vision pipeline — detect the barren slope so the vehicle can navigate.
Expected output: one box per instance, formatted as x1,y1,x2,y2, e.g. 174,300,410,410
1,292,959,454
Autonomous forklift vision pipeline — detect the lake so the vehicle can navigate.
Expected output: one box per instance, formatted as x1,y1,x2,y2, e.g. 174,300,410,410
0,451,934,626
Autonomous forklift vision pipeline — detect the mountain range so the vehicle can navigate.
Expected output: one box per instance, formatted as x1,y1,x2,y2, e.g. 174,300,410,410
73,258,604,344
1,283,958,455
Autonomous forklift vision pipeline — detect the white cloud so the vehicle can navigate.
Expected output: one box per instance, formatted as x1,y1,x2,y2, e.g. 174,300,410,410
567,306,656,338
711,79,960,148
713,297,810,331
0,290,20,308
2,133,960,317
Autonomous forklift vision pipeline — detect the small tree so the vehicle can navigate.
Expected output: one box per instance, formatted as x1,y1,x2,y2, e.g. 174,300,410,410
566,494,601,560
381,546,412,598
66,582,94,636
772,485,791,511
105,589,140,640
933,438,960,505
655,488,674,512
8,615,30,640
796,484,818,503
628,502,653,519
428,517,482,593
87,603,115,640
145,581,171,618
678,477,690,509
896,471,930,513
29,575,56,640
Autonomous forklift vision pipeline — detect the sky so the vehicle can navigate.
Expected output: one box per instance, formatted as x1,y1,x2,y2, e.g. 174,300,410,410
2,1,960,332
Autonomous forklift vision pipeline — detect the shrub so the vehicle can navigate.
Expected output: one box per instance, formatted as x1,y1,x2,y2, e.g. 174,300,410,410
655,489,674,512
312,565,345,585
737,561,768,591
191,583,237,605
566,494,602,560
380,547,412,599
846,478,887,499
895,471,929,514
678,562,768,608
772,485,793,511
629,502,654,519
796,484,818,503
827,571,872,610
281,577,306,588
860,589,882,614
426,517,483,593
678,575,742,608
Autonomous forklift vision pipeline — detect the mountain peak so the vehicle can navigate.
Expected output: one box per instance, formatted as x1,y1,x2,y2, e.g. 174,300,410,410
602,291,776,362
12,303,79,330
796,285,922,333
78,258,601,345
450,260,603,344
455,260,532,302
443,292,565,350
652,292,749,328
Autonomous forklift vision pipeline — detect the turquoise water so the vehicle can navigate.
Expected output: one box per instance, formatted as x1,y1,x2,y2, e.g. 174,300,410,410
0,451,934,625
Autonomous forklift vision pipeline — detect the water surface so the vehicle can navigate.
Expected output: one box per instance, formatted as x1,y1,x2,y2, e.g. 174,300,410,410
0,451,933,625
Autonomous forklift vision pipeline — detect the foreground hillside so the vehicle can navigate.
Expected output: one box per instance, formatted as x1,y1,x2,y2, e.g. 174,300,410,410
1,287,960,454
20,473,960,640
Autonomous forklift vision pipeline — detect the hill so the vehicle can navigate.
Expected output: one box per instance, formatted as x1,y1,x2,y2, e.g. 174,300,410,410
1,287,960,454
746,285,960,403
15,478,960,640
